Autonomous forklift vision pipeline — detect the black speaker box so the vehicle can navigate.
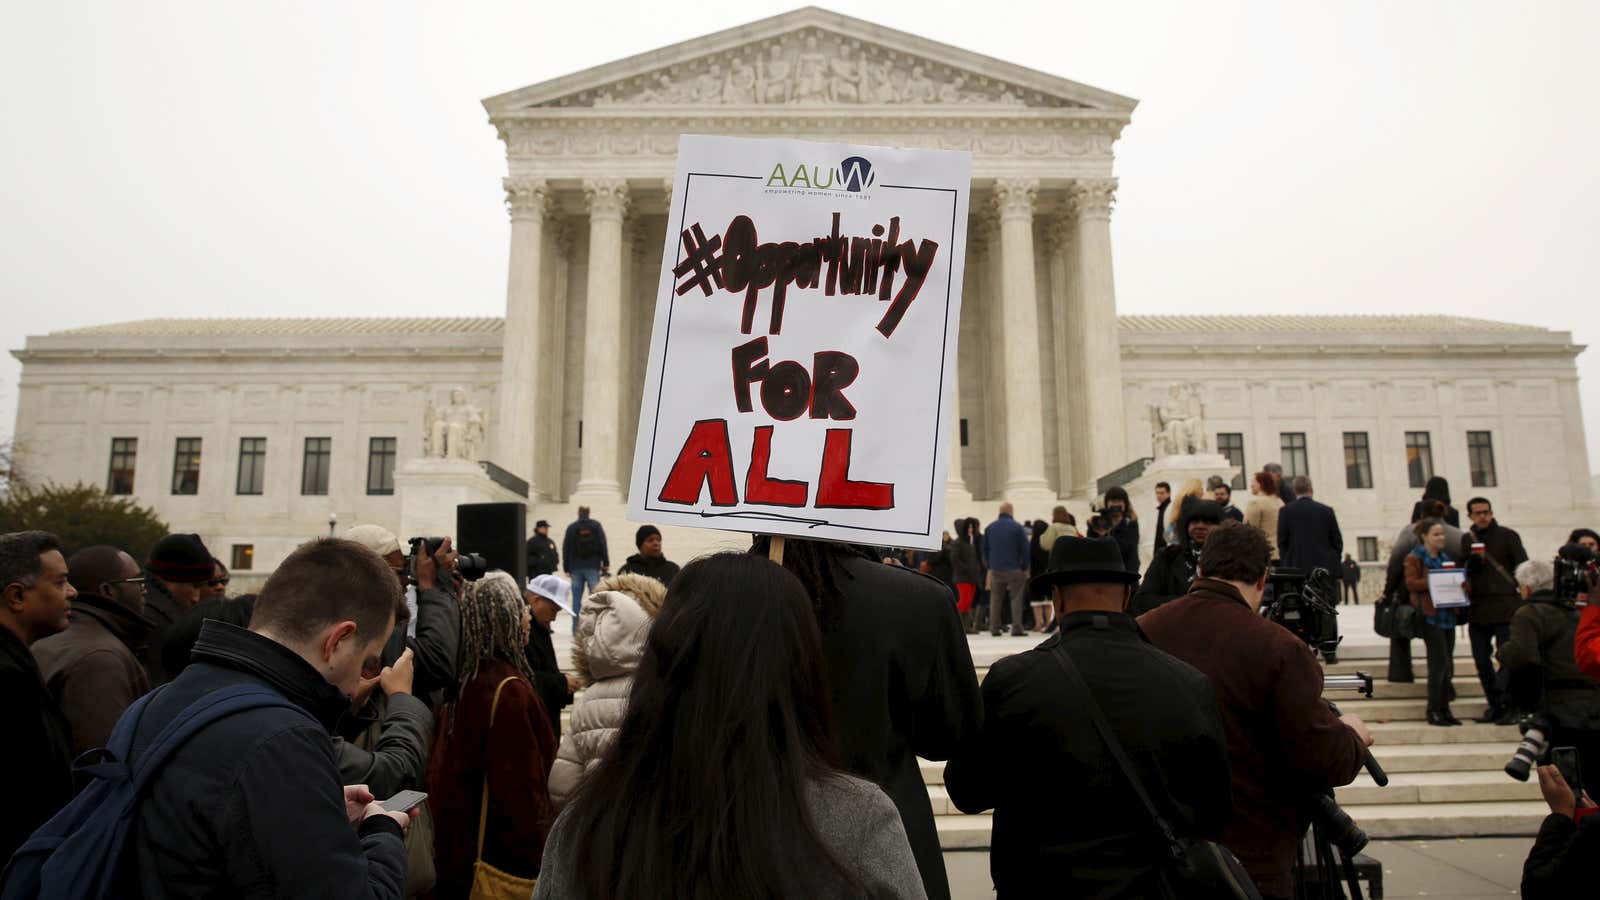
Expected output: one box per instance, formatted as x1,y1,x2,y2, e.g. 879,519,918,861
456,502,527,588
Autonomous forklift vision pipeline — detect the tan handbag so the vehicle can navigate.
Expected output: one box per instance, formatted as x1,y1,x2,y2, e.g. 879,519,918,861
469,676,538,900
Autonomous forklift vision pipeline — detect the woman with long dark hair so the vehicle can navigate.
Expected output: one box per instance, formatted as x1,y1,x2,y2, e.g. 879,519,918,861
533,552,927,900
1412,476,1461,528
950,518,982,632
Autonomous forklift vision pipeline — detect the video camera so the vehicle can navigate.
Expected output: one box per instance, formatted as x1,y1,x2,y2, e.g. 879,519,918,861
406,536,488,584
1262,566,1342,664
1554,543,1597,605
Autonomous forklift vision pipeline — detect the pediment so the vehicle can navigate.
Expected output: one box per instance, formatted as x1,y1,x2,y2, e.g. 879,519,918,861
483,6,1136,115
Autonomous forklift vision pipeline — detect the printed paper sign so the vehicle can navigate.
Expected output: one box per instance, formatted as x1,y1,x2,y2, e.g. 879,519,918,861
628,135,970,550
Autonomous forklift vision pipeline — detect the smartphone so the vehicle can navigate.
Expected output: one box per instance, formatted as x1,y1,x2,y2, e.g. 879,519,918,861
1552,746,1583,799
378,789,428,812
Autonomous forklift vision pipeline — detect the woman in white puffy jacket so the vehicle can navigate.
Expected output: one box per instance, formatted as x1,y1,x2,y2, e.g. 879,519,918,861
548,572,665,807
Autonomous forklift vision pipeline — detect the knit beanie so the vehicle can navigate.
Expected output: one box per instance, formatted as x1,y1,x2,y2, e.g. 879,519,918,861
635,525,661,549
146,533,215,583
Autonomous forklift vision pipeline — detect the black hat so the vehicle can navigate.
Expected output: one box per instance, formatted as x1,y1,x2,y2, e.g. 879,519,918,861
635,525,662,548
1029,536,1140,595
535,520,550,529
1181,500,1225,527
146,533,214,584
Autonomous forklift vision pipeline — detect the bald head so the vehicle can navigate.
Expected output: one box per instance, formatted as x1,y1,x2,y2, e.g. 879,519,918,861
67,544,143,615
999,502,1015,517
1052,580,1131,615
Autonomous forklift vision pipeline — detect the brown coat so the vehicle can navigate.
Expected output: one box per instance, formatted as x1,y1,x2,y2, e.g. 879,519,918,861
32,595,152,756
1403,553,1469,618
1139,579,1367,897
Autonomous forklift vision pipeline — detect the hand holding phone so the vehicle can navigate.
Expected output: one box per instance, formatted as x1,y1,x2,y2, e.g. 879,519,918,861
1552,746,1584,803
379,789,428,813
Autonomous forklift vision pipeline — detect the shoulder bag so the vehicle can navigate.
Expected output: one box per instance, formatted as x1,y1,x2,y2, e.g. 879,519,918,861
469,676,539,900
1048,642,1262,900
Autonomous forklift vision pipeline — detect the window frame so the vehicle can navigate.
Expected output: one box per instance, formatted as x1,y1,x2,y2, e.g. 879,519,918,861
1216,432,1246,491
366,436,397,496
301,436,332,496
1357,536,1379,563
172,437,202,495
236,437,267,496
1405,431,1434,489
1279,432,1309,480
1467,430,1498,488
107,437,138,495
1342,431,1373,490
230,544,254,571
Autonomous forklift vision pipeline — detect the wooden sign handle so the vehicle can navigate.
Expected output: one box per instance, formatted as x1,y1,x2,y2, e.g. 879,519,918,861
768,535,786,565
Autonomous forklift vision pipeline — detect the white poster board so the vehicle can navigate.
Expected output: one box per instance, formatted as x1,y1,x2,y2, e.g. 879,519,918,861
1428,568,1470,608
628,135,970,551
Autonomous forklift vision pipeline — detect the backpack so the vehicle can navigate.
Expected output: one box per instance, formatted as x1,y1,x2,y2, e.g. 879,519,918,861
572,523,600,560
1,683,308,900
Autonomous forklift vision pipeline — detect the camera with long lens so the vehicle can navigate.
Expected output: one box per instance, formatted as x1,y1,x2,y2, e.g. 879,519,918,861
1505,716,1552,782
407,536,488,583
1311,793,1368,857
1263,567,1342,663
1554,543,1597,605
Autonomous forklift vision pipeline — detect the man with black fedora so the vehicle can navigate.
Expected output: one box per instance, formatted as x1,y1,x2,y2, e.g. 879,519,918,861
142,532,215,687
944,536,1232,897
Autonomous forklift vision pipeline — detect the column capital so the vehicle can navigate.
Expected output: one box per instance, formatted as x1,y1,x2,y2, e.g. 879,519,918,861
583,178,631,222
992,177,1039,223
968,209,1000,253
503,177,550,222
1067,177,1118,220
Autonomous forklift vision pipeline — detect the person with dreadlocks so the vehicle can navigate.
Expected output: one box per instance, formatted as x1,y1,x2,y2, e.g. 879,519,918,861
750,536,982,900
425,571,556,900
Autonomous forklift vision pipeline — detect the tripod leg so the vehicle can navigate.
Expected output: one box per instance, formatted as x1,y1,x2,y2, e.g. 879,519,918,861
1338,848,1365,900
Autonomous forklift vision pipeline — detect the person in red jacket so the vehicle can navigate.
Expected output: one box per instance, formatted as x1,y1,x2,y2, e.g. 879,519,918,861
1567,529,1600,680
427,571,556,899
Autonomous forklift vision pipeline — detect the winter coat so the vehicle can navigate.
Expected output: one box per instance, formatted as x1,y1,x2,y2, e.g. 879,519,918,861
1384,520,1468,601
427,659,557,899
562,517,610,571
32,593,153,757
618,552,681,586
526,533,559,577
1523,811,1600,899
1403,551,1469,619
126,621,406,897
549,575,666,808
1277,496,1344,575
1131,543,1201,616
0,625,74,866
1245,495,1284,559
818,556,983,900
140,576,192,688
949,538,981,586
944,612,1230,898
1579,605,1600,681
1039,521,1077,557
981,514,1030,572
1498,591,1600,731
1462,520,1529,626
1139,579,1367,896
380,584,461,707
523,620,573,741
334,690,434,800
1107,517,1141,574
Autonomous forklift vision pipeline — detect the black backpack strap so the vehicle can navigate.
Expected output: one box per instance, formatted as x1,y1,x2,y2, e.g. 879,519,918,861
1047,637,1186,860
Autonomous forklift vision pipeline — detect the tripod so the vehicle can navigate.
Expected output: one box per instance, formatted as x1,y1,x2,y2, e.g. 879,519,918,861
1293,814,1367,900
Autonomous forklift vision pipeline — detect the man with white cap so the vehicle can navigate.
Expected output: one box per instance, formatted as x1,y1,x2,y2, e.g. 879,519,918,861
525,573,579,740
344,523,461,709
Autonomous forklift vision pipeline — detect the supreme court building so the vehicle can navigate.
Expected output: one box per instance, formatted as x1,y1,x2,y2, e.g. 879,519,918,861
11,8,1595,575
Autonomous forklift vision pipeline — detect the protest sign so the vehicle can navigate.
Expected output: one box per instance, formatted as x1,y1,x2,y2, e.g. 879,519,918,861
628,135,970,550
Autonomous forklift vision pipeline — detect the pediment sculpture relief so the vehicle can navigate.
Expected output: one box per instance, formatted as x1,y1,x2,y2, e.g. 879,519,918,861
542,29,1080,109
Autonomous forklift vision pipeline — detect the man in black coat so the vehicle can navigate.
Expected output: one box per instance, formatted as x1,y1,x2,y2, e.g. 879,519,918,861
1277,476,1343,575
759,538,981,900
523,573,577,741
1103,486,1141,574
1152,481,1172,553
0,530,76,865
125,538,409,897
525,520,559,578
946,536,1231,897
141,532,215,687
618,525,681,586
1463,498,1528,722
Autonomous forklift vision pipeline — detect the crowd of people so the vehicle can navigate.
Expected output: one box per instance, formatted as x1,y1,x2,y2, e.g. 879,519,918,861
3,466,1600,897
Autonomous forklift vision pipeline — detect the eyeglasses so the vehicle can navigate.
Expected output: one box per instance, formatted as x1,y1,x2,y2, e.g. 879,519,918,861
105,575,146,587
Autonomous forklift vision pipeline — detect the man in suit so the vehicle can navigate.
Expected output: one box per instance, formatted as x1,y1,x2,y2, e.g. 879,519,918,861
946,536,1231,897
1277,476,1344,575
1152,481,1172,553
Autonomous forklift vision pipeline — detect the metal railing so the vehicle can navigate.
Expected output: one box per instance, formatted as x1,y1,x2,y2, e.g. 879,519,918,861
479,460,529,498
1096,456,1154,498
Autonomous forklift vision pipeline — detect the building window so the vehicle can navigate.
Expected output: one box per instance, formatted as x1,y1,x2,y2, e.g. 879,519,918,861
236,437,267,495
1279,433,1309,479
231,544,254,571
302,437,331,495
1216,433,1246,490
106,437,137,495
959,418,969,448
367,437,397,495
1405,431,1434,489
1468,431,1498,488
1358,536,1379,562
172,437,202,495
1343,432,1373,489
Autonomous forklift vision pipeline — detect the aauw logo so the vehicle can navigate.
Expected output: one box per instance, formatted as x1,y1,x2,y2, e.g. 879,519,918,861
765,156,877,193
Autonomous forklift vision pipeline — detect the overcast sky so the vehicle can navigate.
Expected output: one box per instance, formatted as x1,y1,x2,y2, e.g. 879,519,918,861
4,1,1598,471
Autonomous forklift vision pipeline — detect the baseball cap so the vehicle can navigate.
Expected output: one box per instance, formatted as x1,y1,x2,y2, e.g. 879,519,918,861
527,573,574,615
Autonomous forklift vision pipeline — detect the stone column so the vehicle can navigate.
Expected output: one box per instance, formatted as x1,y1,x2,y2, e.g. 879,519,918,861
993,178,1052,498
947,373,971,500
541,220,573,500
573,178,630,501
1068,177,1126,494
495,177,549,488
1043,215,1082,497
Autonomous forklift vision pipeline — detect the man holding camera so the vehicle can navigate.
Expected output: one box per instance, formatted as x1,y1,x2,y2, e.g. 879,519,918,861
1499,557,1600,782
1140,522,1372,899
344,525,462,708
1462,498,1528,723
